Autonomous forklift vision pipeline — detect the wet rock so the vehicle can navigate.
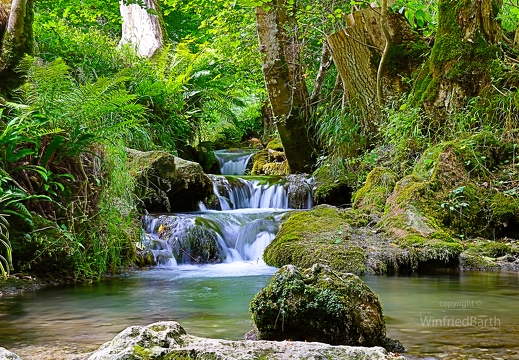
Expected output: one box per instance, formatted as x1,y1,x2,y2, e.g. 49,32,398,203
286,174,314,209
87,321,404,360
0,348,22,360
249,264,390,348
127,149,213,212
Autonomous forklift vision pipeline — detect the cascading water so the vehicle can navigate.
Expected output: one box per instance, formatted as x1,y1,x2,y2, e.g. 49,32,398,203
142,149,313,267
214,149,256,175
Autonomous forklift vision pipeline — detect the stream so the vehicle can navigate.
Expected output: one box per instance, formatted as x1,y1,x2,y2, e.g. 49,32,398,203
1,150,518,359
1,269,518,359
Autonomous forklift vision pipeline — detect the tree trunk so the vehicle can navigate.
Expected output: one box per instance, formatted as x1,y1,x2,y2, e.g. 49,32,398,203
255,1,316,173
327,8,423,136
412,0,502,115
0,0,34,94
328,14,379,134
119,0,166,58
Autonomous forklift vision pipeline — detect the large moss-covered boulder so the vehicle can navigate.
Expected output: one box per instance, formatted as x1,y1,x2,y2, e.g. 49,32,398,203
263,205,369,274
249,264,391,348
378,133,518,270
128,149,213,212
88,321,404,360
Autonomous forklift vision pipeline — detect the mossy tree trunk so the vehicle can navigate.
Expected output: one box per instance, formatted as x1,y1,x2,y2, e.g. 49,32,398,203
119,0,167,58
0,0,34,95
412,0,502,116
327,8,424,140
255,1,316,173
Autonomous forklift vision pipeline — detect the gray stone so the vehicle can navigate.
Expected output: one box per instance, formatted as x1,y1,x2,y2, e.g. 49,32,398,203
127,149,213,212
87,321,404,360
0,348,23,360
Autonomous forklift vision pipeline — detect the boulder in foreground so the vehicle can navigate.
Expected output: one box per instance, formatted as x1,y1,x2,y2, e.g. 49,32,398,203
0,348,22,360
87,321,404,360
250,264,396,349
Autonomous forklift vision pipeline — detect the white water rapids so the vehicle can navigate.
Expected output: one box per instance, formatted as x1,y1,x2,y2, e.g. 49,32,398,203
142,149,313,267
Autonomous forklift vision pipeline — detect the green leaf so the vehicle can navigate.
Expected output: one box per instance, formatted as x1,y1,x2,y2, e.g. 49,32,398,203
41,135,66,168
6,144,34,163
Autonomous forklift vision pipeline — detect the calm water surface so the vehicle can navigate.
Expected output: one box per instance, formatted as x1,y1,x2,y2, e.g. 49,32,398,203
1,266,519,359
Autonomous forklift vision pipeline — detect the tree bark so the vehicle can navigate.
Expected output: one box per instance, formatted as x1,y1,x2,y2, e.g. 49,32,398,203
328,8,426,136
0,0,34,95
255,1,316,173
413,0,502,115
328,15,379,133
119,0,166,58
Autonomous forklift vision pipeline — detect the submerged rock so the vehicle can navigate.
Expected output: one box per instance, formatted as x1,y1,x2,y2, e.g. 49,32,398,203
249,264,394,349
127,149,213,212
87,321,403,360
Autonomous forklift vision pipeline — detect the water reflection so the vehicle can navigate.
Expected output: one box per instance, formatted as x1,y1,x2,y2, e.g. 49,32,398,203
363,271,519,359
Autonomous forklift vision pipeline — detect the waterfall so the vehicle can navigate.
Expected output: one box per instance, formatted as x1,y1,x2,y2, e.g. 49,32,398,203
204,175,313,210
141,148,313,267
214,149,256,175
142,210,284,266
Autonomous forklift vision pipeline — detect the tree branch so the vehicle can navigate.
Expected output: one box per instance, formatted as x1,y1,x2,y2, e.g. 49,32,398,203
377,0,391,108
310,40,333,107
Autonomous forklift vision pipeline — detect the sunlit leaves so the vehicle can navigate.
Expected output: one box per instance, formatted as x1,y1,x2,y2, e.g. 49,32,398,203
393,0,436,36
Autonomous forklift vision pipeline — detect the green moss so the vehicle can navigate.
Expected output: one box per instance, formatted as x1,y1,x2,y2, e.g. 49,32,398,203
312,164,353,206
263,206,367,274
266,139,284,151
251,148,289,176
490,192,519,226
394,233,462,270
132,345,152,359
250,264,386,346
353,167,397,215
164,351,223,360
386,39,430,76
460,251,500,271
392,174,430,211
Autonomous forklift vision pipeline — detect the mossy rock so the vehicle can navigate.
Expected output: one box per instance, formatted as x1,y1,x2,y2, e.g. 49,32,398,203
88,320,403,359
460,239,519,271
377,134,518,271
251,139,290,176
312,164,353,207
409,134,519,239
263,206,367,274
353,167,398,215
127,149,213,212
459,251,501,271
265,139,284,151
252,150,290,175
249,264,388,347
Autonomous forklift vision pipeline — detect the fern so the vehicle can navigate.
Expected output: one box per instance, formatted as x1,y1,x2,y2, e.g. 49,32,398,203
0,173,40,279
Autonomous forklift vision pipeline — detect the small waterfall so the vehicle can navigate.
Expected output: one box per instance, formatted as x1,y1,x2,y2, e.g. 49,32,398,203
141,148,314,268
204,175,313,210
142,210,284,266
214,149,256,175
